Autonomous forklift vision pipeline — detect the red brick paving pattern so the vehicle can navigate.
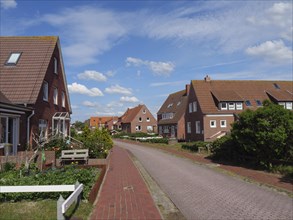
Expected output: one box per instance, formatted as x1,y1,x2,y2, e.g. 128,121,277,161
90,146,162,220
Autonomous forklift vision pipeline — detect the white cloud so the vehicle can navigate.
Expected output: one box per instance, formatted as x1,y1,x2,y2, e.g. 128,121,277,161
120,96,139,103
77,70,107,82
82,101,97,107
68,82,104,97
104,84,132,95
105,70,115,77
41,6,127,66
0,0,17,9
94,111,116,116
126,57,175,76
246,40,292,64
150,80,188,87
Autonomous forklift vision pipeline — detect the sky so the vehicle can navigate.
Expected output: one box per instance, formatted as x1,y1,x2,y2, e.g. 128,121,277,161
1,0,292,122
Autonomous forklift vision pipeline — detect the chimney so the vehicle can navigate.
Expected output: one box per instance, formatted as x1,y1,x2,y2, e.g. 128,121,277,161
204,75,211,82
185,84,190,95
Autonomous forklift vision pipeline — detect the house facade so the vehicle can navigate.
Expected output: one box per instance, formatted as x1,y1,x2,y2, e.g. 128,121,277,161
90,116,115,129
120,104,157,133
157,85,189,140
0,36,71,153
185,76,293,142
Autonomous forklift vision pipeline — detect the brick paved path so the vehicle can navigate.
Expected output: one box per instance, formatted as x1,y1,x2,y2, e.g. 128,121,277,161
116,140,293,220
90,146,162,220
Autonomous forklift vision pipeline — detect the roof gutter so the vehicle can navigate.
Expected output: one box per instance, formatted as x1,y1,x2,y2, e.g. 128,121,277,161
27,110,35,146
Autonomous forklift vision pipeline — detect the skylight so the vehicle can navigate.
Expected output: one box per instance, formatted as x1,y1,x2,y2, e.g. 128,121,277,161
273,83,280,89
256,100,262,106
6,52,21,65
245,100,252,106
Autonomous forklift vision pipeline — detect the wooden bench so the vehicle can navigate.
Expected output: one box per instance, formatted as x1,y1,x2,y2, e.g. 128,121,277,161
60,149,89,165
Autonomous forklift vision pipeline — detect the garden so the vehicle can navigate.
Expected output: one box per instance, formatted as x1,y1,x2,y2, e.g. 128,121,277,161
0,126,114,219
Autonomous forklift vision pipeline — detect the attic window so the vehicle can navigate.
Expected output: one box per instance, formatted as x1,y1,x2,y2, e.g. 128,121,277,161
6,52,21,65
167,103,173,108
54,57,58,74
256,100,262,106
273,83,280,89
245,100,252,106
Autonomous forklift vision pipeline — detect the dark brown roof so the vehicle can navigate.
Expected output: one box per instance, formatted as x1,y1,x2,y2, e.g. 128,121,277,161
211,90,243,101
0,36,58,104
157,90,188,125
120,105,144,123
191,80,293,114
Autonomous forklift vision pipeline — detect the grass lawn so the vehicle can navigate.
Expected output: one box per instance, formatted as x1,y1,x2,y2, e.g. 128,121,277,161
0,199,93,220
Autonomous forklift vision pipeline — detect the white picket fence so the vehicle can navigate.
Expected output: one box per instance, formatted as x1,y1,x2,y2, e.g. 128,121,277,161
0,181,83,220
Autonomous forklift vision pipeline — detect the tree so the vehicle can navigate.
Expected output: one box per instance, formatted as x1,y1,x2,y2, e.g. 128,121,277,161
231,100,293,167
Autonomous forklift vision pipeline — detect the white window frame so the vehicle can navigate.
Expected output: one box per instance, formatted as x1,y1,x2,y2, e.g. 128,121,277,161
286,102,292,110
6,52,21,65
220,120,227,128
210,120,216,128
146,117,150,122
195,121,200,134
220,102,227,110
53,87,58,105
39,119,48,141
193,101,197,112
187,122,191,133
62,91,65,108
54,57,58,74
147,126,153,132
138,117,142,122
189,103,192,113
135,125,141,131
279,102,285,109
163,126,169,133
43,81,48,101
236,102,243,110
228,102,235,110
142,109,146,114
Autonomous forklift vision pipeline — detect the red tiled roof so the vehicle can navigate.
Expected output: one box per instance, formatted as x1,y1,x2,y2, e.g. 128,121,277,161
90,116,116,127
0,36,58,104
120,105,144,123
191,80,293,114
0,91,11,104
157,90,188,125
266,90,293,101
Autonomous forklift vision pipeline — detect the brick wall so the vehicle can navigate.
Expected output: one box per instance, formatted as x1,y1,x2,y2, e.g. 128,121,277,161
0,151,55,170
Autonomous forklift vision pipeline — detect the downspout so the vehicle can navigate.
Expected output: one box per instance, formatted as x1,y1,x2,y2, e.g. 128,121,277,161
27,110,35,147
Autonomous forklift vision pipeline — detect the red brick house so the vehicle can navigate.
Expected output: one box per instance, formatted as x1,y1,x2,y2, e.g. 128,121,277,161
157,85,189,140
120,104,157,133
185,76,293,142
0,36,72,154
90,116,118,130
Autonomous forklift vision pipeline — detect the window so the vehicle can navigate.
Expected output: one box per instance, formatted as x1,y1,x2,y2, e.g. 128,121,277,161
162,113,173,120
236,102,243,110
210,120,216,128
286,102,292,110
220,102,227,110
189,103,192,113
138,117,142,122
256,100,262,106
135,125,141,131
159,126,163,135
39,119,48,141
142,109,146,114
53,87,58,105
245,100,252,106
187,122,191,133
193,101,197,112
195,121,200,134
147,126,153,132
54,57,58,74
220,120,227,128
273,83,280,89
167,103,173,108
163,126,169,133
279,102,285,108
62,91,65,108
146,117,150,122
43,81,48,101
6,52,21,65
228,102,235,110
177,101,181,106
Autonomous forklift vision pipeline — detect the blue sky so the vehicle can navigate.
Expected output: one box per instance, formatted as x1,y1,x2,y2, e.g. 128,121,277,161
1,0,292,122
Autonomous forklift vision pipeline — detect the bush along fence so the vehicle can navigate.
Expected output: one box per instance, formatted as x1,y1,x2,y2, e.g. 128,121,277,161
0,181,83,220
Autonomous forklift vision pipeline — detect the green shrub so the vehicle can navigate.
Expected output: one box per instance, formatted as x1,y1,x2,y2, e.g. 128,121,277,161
181,141,208,152
210,135,237,161
2,162,16,172
0,166,100,202
270,165,293,178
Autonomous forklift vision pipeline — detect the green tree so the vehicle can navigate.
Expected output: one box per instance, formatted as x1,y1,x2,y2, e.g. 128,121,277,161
231,100,293,167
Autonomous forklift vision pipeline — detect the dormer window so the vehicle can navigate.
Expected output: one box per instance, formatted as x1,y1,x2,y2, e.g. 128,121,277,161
54,57,58,74
236,102,243,110
6,52,21,65
228,103,235,110
220,102,227,110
